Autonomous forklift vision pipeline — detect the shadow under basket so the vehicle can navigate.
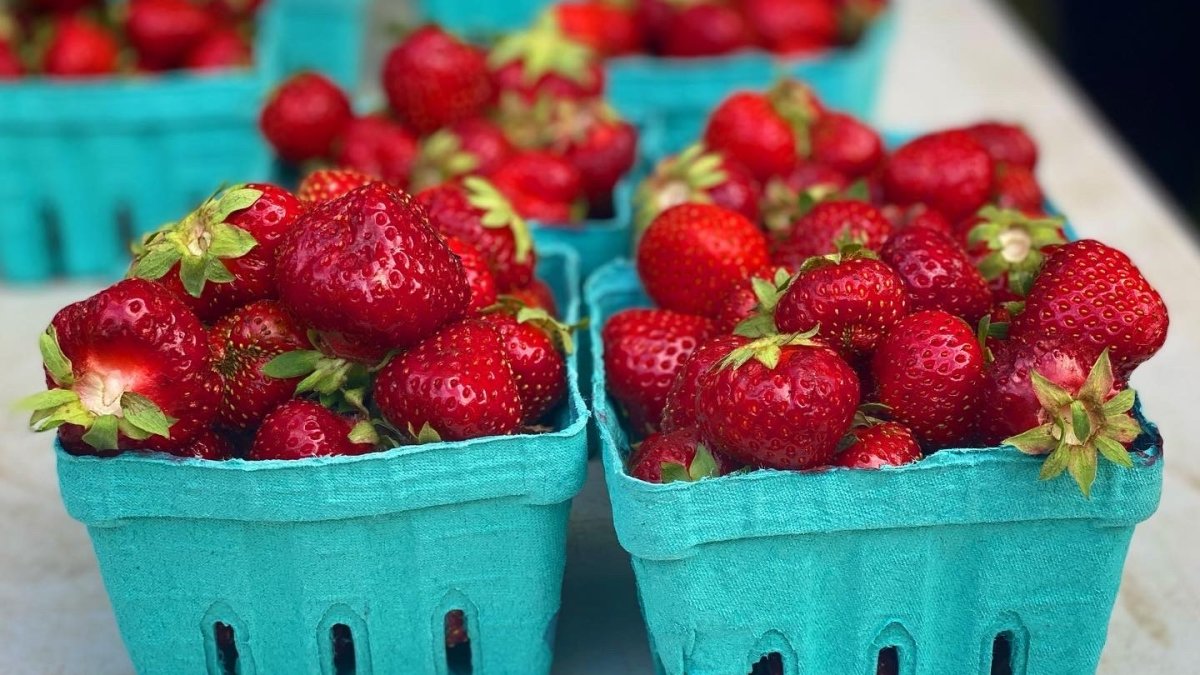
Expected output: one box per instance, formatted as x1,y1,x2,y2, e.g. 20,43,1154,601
56,246,589,675
585,259,1164,675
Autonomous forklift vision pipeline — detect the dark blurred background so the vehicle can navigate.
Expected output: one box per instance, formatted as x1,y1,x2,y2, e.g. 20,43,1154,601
1004,0,1200,224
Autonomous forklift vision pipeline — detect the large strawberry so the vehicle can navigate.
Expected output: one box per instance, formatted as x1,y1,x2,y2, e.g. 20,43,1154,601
871,310,985,448
409,119,515,192
490,151,584,224
880,227,992,324
744,0,838,55
247,399,376,460
445,237,499,316
703,92,798,183
124,0,215,70
259,71,353,163
1008,239,1168,378
660,334,746,432
834,421,922,469
634,143,760,235
274,183,469,361
24,279,221,456
772,199,892,265
810,112,884,179
961,121,1038,169
130,183,304,322
479,309,570,423
383,26,494,135
963,206,1065,299
374,320,523,441
637,203,770,318
661,2,754,57
489,20,604,103
550,0,643,57
332,115,418,187
882,130,994,222
41,15,118,76
628,427,736,483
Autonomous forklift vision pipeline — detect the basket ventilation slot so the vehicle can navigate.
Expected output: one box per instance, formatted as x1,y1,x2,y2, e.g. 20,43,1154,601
331,623,356,675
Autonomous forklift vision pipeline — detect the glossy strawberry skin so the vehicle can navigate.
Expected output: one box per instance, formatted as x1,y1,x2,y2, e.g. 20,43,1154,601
1008,239,1168,378
603,309,714,434
773,200,892,265
479,313,567,423
811,112,884,179
961,121,1038,169
661,3,754,57
883,203,953,236
332,116,419,187
169,428,236,460
507,280,559,318
993,163,1044,214
297,168,374,204
628,426,737,483
417,181,536,291
125,0,215,70
696,345,860,469
977,339,1100,446
383,26,494,135
638,204,770,318
880,227,992,325
563,118,638,206
260,72,353,163
744,0,838,55
834,422,922,469
713,282,762,335
882,130,994,222
209,300,311,431
661,335,745,432
446,117,515,176
872,310,985,448
445,237,498,316
274,183,469,361
704,93,796,183
248,400,374,460
183,29,251,70
490,151,584,225
553,1,643,56
374,320,523,441
42,16,118,76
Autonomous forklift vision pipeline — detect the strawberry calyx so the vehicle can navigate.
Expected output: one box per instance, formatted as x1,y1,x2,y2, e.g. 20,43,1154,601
660,443,720,483
768,79,821,159
975,314,1009,363
719,326,821,370
486,297,582,355
967,206,1066,297
836,403,894,451
1002,350,1140,497
634,143,729,236
488,17,597,87
129,185,263,297
797,240,879,274
261,344,372,415
494,93,555,150
761,179,841,239
463,176,533,264
408,129,480,192
732,268,795,339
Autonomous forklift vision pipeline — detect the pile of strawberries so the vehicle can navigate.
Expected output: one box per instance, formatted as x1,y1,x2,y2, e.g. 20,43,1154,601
0,0,259,78
605,79,1168,495
23,174,572,461
541,0,887,58
259,20,638,226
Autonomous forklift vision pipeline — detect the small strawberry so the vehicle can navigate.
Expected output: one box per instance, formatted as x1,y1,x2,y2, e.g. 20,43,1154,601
332,116,419,187
810,112,884,179
637,203,770,318
550,0,643,57
880,227,992,324
247,399,375,460
711,270,779,335
207,0,264,20
703,92,798,183
628,427,735,483
409,119,515,192
183,28,250,70
603,308,714,434
445,236,498,315
964,206,1065,299
554,103,639,207
41,15,118,77
961,121,1038,169
882,130,994,222
992,163,1043,214
661,2,754,57
505,279,559,318
260,72,353,163
374,320,523,441
834,421,922,469
171,428,235,461
445,610,468,648
634,143,760,236
490,151,585,224
871,310,985,448
882,203,953,236
297,168,374,204
489,20,604,103
383,25,494,135
124,0,215,70
660,334,746,432
772,199,892,265
743,0,838,55
479,309,570,423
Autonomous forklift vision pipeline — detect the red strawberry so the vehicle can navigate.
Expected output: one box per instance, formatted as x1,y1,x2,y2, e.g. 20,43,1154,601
260,72,353,163
963,207,1065,300
409,119,515,192
130,183,304,322
696,335,860,469
661,334,745,432
374,320,523,441
603,308,714,434
445,237,499,315
332,116,419,187
638,204,770,318
992,163,1043,214
124,0,215,70
871,310,985,448
274,183,469,361
0,40,22,78
882,130,994,222
834,422,922,469
712,276,769,335
26,279,220,455
209,300,312,430
383,25,494,135
207,0,264,20
41,16,118,77
489,23,604,103
635,143,760,235
743,0,838,55
183,28,250,70
556,106,638,207
445,610,468,648
172,428,235,460
552,1,643,57
479,311,568,423
506,280,559,318
703,92,798,183
880,227,992,324
978,339,1098,445
417,177,536,291
247,399,375,460
490,151,585,224
1008,240,1168,378
883,203,953,235
297,168,374,204
961,121,1038,169
661,2,754,57
810,112,884,179
628,427,735,483
772,199,892,265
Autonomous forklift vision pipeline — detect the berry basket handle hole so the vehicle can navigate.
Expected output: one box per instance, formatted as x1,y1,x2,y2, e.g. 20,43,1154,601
212,622,240,675
749,652,784,675
444,609,473,675
990,632,1014,675
877,646,900,675
331,623,357,675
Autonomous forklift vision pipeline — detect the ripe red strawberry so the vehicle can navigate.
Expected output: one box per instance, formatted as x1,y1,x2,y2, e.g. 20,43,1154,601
409,119,515,192
26,279,221,456
41,16,118,77
635,144,760,235
445,610,468,649
374,320,523,441
383,26,494,135
332,116,418,187
479,311,568,423
490,151,585,224
638,204,770,317
1008,240,1168,378
834,422,922,469
445,237,498,315
489,23,604,103
978,339,1098,445
183,28,251,70
696,335,860,469
810,112,884,179
125,0,215,70
661,334,745,432
963,207,1065,300
274,183,469,361
247,400,375,460
711,272,774,335
961,121,1038,169
661,2,754,57
551,0,643,57
743,0,838,55
992,163,1043,214
556,107,638,207
880,227,992,324
772,200,892,265
703,92,798,183
0,40,22,78
207,0,264,20
883,203,953,236
882,130,994,222
209,300,311,430
417,177,536,291
506,279,559,318
872,310,985,448
603,308,714,434
628,427,736,483
130,183,304,322
260,72,353,163
171,428,235,460
297,168,374,204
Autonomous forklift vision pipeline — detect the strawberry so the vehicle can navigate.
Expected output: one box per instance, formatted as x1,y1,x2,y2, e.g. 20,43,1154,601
274,183,469,361
209,300,312,431
479,310,569,423
628,427,735,483
703,92,798,183
978,338,1099,445
696,333,860,469
506,279,559,318
743,0,838,55
712,274,772,335
24,279,221,456
555,105,638,207
490,151,584,224
445,236,498,315
445,610,468,648
41,15,118,77
183,28,251,71
1008,240,1168,378
332,116,419,187
637,203,770,318
661,2,754,57
882,203,953,236
260,72,353,163
247,399,375,460
374,319,523,441
635,144,760,235
124,0,216,70
961,121,1038,169
172,428,235,461
992,163,1043,214
871,310,985,448
489,21,604,103
834,422,921,469
661,334,745,432
810,112,884,179
880,227,992,324
409,119,515,192
0,39,22,78
130,183,304,322
417,177,536,291
882,130,994,222
551,0,642,57
603,308,714,434
207,0,264,20
297,168,374,204
772,199,892,265
383,25,494,135
963,206,1065,299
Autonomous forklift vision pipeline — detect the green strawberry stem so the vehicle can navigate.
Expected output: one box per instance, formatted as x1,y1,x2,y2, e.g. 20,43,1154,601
463,176,533,263
720,327,821,370
660,444,720,483
968,206,1066,297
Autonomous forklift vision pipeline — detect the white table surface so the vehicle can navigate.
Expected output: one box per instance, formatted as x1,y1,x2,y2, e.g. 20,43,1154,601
3,0,1199,673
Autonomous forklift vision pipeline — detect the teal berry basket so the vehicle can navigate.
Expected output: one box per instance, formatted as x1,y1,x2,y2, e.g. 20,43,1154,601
585,259,1163,675
55,245,589,675
530,172,637,283
416,0,551,37
272,0,370,89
